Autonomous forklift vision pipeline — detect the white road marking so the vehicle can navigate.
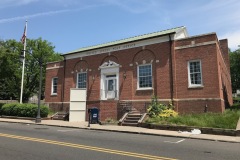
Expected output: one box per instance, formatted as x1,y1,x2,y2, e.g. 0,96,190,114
164,139,185,144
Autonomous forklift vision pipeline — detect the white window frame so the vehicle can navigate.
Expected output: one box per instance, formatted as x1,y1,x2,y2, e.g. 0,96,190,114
51,77,58,95
188,60,203,88
76,72,87,89
137,64,153,90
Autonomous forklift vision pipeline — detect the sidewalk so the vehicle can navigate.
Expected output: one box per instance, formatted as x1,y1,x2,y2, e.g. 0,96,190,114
0,118,239,143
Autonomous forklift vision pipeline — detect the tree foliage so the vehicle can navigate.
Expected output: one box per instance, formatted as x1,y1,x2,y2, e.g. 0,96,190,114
230,47,240,93
0,38,63,101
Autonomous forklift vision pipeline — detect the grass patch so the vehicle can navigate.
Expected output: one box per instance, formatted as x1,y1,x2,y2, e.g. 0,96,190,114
145,109,240,129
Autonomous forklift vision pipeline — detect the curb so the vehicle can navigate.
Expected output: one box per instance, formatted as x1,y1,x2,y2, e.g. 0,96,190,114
1,115,50,120
1,120,239,144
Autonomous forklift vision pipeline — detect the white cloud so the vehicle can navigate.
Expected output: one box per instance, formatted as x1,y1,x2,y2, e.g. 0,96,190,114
102,0,160,14
0,0,38,8
0,3,105,24
220,30,240,51
0,9,70,24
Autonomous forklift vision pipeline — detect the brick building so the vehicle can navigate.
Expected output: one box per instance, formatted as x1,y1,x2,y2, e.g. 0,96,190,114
45,26,233,121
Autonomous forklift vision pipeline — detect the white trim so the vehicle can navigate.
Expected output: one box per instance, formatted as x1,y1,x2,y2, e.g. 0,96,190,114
99,60,119,69
188,60,203,88
100,62,119,100
175,41,216,50
45,98,224,103
65,36,174,60
173,98,223,101
120,99,171,102
51,77,58,95
137,64,153,90
45,102,69,103
46,66,63,70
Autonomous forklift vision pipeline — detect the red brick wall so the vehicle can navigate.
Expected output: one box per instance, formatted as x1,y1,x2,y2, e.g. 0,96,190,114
216,40,233,108
174,44,220,99
45,33,233,119
176,100,222,114
45,61,64,103
219,39,230,73
59,42,172,103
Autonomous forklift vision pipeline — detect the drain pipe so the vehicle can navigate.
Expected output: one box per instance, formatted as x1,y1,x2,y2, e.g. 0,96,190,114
168,34,174,101
61,56,66,111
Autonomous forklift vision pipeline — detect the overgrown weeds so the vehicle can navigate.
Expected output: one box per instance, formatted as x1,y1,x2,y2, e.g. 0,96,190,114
146,109,240,129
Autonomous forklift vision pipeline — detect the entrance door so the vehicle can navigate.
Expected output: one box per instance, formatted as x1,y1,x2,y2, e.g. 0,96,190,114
105,75,116,99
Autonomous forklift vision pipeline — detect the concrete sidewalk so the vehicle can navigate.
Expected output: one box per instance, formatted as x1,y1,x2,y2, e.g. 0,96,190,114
0,118,239,143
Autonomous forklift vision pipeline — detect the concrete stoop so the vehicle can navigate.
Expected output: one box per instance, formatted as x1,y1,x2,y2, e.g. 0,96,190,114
121,113,142,126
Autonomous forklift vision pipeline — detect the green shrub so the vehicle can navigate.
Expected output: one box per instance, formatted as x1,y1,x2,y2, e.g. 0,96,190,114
1,103,49,118
0,103,6,115
40,105,49,117
233,97,240,104
231,103,240,110
147,96,177,118
159,109,178,118
1,103,17,116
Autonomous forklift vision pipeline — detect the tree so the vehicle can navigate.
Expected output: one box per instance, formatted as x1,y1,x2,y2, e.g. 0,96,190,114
0,38,63,101
230,46,240,93
0,39,22,100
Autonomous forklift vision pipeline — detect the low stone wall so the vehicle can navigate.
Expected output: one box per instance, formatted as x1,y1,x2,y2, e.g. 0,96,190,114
0,100,18,103
139,123,237,136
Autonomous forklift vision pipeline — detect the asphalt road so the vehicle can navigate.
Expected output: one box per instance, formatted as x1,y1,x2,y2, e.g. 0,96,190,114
0,122,239,160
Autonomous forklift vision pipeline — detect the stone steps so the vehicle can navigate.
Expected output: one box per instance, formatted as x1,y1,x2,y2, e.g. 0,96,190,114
51,112,69,121
121,112,142,127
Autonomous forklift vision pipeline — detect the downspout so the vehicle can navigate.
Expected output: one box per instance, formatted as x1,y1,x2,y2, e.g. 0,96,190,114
61,56,66,111
168,34,174,101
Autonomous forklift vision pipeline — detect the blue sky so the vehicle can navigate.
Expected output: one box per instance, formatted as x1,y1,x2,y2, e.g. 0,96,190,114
0,0,239,54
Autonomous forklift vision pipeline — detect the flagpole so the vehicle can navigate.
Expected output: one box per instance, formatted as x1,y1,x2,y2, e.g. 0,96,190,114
20,20,27,104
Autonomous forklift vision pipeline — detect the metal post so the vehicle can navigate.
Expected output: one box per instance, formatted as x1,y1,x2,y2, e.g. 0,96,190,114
20,20,27,104
20,50,26,104
36,58,42,123
88,110,91,127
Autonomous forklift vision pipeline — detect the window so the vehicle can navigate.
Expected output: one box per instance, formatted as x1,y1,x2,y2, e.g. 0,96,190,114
188,60,203,87
138,64,152,89
51,77,58,95
77,72,87,89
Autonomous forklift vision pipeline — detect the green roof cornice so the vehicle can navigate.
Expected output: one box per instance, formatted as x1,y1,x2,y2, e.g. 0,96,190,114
64,26,186,55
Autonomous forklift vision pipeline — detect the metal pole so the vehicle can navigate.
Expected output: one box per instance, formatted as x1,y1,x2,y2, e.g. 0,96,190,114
20,20,27,104
20,52,25,104
36,59,42,123
88,110,91,127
